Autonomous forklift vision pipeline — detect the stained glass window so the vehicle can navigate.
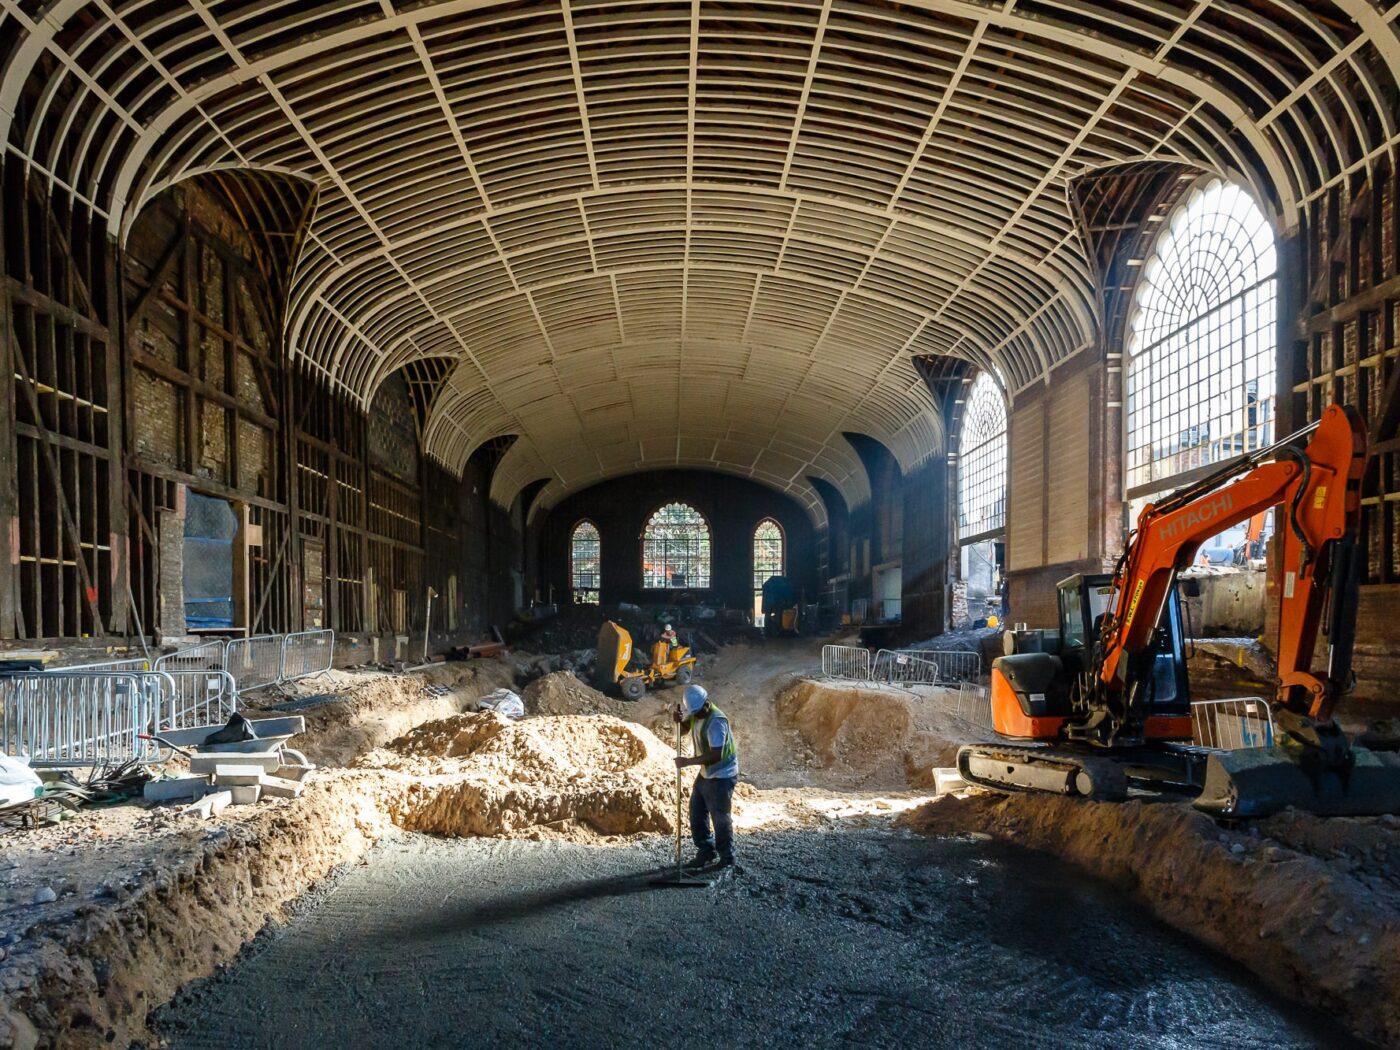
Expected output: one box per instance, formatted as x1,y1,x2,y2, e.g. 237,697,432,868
642,503,711,589
570,520,600,604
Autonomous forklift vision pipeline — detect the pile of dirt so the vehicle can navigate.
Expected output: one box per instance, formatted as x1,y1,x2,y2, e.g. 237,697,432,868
365,711,679,842
900,793,1400,1046
509,648,597,683
522,670,627,717
776,679,988,789
248,661,517,766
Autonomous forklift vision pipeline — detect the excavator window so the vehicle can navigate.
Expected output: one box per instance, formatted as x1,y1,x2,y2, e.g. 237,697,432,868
1057,573,1190,715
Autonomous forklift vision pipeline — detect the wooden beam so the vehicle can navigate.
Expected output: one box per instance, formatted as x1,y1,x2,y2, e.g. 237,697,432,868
2,277,109,340
131,347,278,430
124,456,284,511
10,339,107,632
1303,273,1400,335
126,234,184,327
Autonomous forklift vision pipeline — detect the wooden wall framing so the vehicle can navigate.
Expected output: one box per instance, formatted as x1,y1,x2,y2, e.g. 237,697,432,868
0,167,508,646
1293,158,1400,586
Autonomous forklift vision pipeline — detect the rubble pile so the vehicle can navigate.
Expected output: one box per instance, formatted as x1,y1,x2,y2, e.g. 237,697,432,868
366,710,679,842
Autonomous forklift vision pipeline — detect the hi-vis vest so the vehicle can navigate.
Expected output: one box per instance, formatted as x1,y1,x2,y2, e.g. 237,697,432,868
690,705,737,778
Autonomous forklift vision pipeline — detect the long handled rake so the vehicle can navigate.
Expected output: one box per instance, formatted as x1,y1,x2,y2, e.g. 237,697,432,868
649,715,711,888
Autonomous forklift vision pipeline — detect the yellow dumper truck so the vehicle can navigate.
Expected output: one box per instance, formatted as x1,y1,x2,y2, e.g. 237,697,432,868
595,620,696,700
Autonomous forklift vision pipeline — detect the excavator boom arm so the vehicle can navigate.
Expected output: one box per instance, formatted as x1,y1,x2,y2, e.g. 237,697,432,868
1100,404,1366,724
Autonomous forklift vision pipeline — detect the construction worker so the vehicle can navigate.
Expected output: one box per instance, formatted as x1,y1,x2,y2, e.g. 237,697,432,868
660,623,679,649
673,684,739,870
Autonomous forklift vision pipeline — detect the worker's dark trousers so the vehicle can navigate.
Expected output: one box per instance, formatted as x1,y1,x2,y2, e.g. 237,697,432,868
690,774,737,861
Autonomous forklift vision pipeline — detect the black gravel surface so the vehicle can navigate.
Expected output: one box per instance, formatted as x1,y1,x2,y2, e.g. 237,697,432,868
150,825,1355,1050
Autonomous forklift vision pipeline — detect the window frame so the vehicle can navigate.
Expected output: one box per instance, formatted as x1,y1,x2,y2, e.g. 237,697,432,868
957,371,1008,545
752,517,785,592
569,519,601,604
641,502,712,590
1123,177,1278,506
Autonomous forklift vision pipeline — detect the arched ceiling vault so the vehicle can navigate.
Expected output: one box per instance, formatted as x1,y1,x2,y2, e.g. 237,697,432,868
4,1,1397,509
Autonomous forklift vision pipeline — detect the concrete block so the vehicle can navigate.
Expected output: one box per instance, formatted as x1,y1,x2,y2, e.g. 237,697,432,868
933,768,969,796
273,764,312,782
228,784,261,805
189,751,281,774
179,789,231,819
144,776,210,803
211,764,265,786
258,774,304,799
180,796,213,820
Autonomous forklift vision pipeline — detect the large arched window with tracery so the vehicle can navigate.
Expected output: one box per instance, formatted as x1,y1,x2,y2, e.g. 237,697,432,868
570,521,600,604
1126,179,1277,529
956,372,1007,626
958,372,1007,540
642,503,711,589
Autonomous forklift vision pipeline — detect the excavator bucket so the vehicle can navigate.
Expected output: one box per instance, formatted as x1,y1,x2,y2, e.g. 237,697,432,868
594,621,633,689
1195,744,1400,818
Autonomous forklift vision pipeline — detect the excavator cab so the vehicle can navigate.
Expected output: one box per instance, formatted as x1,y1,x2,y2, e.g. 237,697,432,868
1058,573,1190,720
990,574,1190,741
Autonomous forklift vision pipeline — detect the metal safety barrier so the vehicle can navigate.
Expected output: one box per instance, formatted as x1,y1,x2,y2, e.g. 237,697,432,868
155,639,226,675
873,649,940,686
923,649,983,684
955,681,993,730
159,669,237,733
821,644,871,682
1191,697,1274,750
55,657,150,673
224,635,284,692
0,671,168,768
157,629,336,694
280,629,334,681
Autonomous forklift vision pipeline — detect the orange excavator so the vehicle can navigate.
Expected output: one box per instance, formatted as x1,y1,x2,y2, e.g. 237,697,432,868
957,404,1400,817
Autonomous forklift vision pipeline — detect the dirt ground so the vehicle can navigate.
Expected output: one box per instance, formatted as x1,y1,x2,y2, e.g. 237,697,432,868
901,793,1400,1045
0,641,944,1049
8,632,1400,1047
149,827,1349,1050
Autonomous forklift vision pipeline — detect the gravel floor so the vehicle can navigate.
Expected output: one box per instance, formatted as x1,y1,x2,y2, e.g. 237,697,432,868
150,825,1352,1050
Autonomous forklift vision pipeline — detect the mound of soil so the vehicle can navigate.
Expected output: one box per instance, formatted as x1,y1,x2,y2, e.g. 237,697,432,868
366,711,679,842
250,661,517,766
776,679,989,789
523,671,627,717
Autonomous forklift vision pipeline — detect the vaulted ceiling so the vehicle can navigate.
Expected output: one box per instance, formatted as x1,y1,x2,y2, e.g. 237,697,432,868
3,0,1397,517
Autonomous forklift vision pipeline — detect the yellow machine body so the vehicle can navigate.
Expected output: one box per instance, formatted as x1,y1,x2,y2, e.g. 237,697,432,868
595,620,697,700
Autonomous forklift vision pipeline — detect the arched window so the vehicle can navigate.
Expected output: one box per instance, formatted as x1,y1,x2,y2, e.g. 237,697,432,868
958,372,1007,540
752,519,784,623
642,503,711,589
570,521,600,604
1126,179,1276,508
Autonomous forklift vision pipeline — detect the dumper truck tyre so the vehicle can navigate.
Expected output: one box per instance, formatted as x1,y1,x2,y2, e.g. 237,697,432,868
674,665,694,686
620,676,647,701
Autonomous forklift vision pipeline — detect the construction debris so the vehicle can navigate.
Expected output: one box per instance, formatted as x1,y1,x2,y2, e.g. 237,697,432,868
144,714,315,816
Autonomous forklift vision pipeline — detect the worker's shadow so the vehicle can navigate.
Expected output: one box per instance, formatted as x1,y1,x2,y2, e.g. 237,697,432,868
396,866,686,943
